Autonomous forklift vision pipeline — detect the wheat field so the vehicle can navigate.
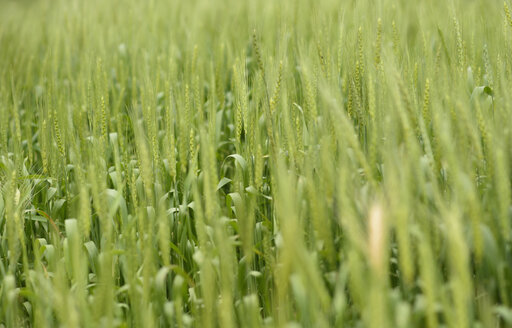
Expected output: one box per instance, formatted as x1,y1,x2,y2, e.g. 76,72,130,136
1,0,512,327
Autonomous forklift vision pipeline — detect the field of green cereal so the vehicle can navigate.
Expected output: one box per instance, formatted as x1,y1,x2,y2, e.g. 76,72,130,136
1,0,512,326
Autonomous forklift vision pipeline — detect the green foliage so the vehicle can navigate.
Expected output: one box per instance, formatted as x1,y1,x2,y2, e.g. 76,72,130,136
1,0,512,327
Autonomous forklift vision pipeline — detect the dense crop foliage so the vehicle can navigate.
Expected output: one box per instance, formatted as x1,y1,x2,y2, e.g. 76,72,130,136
1,0,512,326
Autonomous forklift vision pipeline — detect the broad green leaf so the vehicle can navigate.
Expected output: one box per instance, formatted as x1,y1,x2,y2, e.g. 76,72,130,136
216,177,232,191
227,154,247,172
